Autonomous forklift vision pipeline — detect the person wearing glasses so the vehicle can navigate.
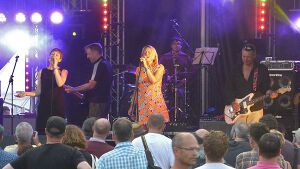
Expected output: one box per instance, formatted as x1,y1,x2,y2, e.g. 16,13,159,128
128,45,169,125
16,48,68,134
224,43,271,124
171,132,199,169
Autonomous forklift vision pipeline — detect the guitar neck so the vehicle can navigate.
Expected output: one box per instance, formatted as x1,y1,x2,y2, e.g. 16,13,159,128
247,89,280,105
248,95,267,105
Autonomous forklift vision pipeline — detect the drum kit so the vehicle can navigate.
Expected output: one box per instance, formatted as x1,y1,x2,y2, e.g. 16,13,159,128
115,64,193,122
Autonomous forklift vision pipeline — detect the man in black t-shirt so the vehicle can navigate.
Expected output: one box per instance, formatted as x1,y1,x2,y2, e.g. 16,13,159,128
224,43,273,123
3,116,91,169
66,43,113,118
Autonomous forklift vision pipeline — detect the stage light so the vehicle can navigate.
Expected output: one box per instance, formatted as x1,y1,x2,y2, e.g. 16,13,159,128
1,29,34,52
72,31,77,36
256,0,268,35
15,12,26,23
31,12,42,24
101,0,109,32
103,24,108,30
50,11,63,24
0,13,6,23
295,18,300,29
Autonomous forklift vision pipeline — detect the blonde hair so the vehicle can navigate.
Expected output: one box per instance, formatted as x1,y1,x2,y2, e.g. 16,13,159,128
141,45,159,68
62,125,86,149
270,129,285,147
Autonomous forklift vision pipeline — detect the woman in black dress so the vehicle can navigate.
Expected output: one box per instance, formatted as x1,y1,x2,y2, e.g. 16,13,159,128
16,48,68,134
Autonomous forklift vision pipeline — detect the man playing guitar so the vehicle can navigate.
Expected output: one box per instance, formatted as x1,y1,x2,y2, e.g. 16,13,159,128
224,43,278,124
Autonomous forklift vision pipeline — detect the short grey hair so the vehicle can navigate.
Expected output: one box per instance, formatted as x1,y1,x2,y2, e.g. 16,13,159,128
231,122,249,139
15,122,33,144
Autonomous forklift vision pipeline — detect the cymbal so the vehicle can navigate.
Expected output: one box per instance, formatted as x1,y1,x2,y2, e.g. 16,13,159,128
177,71,194,75
113,64,136,74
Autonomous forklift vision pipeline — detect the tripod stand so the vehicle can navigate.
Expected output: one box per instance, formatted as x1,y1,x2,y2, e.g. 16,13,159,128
4,56,19,135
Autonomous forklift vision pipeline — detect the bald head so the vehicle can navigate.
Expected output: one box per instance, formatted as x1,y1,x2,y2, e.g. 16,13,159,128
93,118,111,136
195,129,209,139
172,132,198,148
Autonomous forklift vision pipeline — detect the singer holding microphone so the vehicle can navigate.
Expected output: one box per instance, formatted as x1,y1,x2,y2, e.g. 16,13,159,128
16,48,68,134
129,45,169,125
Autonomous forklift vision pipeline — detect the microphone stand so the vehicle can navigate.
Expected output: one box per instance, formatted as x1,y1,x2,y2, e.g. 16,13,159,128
129,62,142,122
4,55,19,135
171,22,194,55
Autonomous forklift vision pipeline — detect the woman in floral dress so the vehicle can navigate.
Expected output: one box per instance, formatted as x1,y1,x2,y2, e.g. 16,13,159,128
129,45,169,125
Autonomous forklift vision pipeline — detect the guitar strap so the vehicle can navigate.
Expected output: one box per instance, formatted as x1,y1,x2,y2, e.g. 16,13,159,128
252,68,258,92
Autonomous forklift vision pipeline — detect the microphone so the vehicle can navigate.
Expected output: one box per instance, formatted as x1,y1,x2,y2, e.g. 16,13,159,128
170,19,179,27
15,56,19,59
140,56,145,63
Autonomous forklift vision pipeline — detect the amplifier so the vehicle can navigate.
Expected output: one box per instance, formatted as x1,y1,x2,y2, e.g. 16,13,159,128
260,60,300,71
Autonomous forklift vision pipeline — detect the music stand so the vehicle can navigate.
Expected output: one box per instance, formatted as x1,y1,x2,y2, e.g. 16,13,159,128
192,47,218,116
192,47,218,65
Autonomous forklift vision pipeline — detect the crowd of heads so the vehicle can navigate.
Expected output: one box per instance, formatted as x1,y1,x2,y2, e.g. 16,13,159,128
0,113,299,169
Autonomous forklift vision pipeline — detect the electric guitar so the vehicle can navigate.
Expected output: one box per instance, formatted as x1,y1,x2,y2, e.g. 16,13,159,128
224,86,291,124
64,85,85,100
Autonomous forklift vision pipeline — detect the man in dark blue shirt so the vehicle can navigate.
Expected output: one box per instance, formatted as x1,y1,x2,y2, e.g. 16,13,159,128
66,43,113,118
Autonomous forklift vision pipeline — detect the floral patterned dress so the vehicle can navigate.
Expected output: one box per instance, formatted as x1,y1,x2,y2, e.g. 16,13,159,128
135,64,169,125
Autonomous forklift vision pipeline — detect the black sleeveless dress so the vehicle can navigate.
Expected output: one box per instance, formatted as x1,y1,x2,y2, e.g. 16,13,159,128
36,68,65,134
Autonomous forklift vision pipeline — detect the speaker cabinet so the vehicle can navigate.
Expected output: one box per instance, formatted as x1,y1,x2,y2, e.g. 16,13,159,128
199,120,232,135
3,115,36,136
264,70,299,115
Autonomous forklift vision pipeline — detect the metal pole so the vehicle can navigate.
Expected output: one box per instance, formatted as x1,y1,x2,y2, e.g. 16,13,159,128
200,0,208,115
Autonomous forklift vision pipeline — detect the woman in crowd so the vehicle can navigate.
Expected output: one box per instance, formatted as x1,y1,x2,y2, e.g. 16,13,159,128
62,124,97,169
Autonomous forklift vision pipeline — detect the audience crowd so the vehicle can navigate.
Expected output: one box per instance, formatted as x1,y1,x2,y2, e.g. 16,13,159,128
0,113,299,169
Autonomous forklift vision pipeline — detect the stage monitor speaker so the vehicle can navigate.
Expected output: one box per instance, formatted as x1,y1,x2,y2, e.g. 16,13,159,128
264,70,299,115
199,120,232,135
3,115,36,136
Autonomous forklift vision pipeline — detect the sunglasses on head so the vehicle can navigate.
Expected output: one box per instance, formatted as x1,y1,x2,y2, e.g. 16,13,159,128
243,44,256,51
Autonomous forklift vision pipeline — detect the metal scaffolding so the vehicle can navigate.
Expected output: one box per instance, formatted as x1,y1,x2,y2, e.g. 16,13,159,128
53,0,89,12
104,0,125,116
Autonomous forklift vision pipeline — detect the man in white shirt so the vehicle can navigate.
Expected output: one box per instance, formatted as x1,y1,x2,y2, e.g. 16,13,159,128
196,131,234,169
132,113,174,169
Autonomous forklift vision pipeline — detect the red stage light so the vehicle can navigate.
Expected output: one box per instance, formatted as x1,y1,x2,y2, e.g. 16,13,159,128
261,2,266,7
103,17,108,22
260,25,265,30
104,10,108,15
260,18,265,22
103,24,108,29
103,3,108,7
261,10,265,14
